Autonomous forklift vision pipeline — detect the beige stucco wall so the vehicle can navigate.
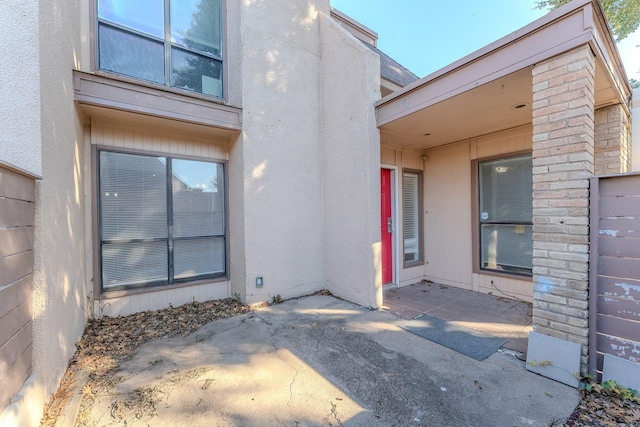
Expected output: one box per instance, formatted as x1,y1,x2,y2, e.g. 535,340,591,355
0,1,42,176
232,0,328,304
320,13,382,308
382,126,534,301
1,1,90,426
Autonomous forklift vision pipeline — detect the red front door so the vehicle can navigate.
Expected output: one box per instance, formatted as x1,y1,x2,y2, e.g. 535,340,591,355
380,169,393,284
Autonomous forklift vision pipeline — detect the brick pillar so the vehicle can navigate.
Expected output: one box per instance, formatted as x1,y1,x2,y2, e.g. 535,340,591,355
594,104,631,175
530,45,595,377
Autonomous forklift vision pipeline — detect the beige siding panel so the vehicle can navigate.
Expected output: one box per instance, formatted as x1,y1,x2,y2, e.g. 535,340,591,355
475,273,533,302
474,125,532,159
0,227,34,258
93,120,229,161
423,143,473,288
0,168,35,201
380,147,396,165
95,280,229,317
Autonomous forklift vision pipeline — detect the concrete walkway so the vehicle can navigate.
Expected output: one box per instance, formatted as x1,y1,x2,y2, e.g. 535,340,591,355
79,296,578,426
383,282,533,356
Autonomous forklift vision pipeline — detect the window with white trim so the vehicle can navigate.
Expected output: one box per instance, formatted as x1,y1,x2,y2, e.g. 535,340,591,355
98,150,226,291
97,0,223,97
403,170,422,265
478,154,532,276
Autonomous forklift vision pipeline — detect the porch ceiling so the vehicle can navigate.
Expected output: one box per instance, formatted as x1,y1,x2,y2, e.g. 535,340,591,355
377,0,630,152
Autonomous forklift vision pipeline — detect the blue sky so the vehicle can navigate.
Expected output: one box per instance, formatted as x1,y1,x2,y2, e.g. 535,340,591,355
330,0,640,81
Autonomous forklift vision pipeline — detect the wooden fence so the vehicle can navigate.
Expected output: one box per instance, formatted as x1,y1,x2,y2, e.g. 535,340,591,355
589,173,640,376
0,164,37,412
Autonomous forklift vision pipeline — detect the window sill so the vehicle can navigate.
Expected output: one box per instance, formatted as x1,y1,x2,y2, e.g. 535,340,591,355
474,269,533,282
73,70,242,136
403,260,425,269
96,276,229,300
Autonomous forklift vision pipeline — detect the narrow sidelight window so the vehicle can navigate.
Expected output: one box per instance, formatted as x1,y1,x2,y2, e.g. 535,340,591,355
478,154,532,276
403,170,422,265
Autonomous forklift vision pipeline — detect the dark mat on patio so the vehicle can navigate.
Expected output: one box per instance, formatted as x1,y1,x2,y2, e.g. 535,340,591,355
398,314,507,361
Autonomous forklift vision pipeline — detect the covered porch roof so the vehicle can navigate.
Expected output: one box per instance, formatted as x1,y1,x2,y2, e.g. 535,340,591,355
376,0,632,151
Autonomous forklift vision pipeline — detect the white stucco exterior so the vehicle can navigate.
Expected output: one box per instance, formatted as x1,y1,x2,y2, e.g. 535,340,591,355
0,1,42,176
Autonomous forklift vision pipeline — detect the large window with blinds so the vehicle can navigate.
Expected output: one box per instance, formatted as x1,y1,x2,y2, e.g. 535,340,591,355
97,150,226,291
478,154,532,276
97,0,223,98
403,170,422,266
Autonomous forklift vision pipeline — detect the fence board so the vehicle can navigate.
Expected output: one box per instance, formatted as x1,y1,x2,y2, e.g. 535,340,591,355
599,256,640,281
598,236,640,258
0,344,31,411
598,217,640,238
0,198,35,228
0,323,31,377
0,168,35,201
598,276,640,300
598,196,640,217
597,314,640,343
597,333,640,364
0,275,31,319
0,228,34,259
599,175,640,197
597,295,640,321
0,251,34,288
0,300,31,346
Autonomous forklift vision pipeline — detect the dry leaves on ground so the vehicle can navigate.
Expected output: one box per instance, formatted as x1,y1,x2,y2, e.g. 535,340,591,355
554,382,640,426
39,298,250,427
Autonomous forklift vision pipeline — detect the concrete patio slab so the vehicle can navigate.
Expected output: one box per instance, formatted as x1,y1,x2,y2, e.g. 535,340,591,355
77,295,577,426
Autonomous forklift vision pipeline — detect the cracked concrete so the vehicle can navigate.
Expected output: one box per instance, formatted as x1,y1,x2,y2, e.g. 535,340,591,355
76,295,579,426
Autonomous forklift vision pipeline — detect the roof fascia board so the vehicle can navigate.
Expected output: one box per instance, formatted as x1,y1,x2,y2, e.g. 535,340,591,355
377,4,595,126
587,2,632,108
330,8,378,46
377,0,593,107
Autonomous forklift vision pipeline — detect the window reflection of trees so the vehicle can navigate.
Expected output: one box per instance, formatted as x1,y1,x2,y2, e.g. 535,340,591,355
171,0,222,97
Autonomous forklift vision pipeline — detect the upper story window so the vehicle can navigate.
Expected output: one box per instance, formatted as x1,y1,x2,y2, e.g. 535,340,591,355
97,0,223,98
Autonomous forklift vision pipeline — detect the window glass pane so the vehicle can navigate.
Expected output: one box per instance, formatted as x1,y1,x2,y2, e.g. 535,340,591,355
171,0,222,56
174,238,225,279
98,0,164,38
172,160,224,237
403,172,420,263
100,151,168,240
102,241,168,288
171,48,222,97
479,155,532,223
99,24,165,84
478,154,533,277
481,224,532,275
